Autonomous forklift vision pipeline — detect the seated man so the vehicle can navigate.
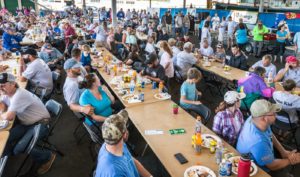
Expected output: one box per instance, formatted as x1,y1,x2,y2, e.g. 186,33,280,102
273,79,300,142
275,56,300,87
144,36,156,55
95,110,152,177
141,53,166,83
176,42,198,79
2,27,22,51
226,44,248,71
63,58,94,116
237,99,300,177
198,39,214,58
0,73,55,175
19,48,53,95
38,43,64,71
250,54,277,78
238,66,274,110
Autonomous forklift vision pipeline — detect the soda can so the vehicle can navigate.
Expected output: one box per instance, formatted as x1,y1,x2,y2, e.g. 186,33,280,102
141,81,145,88
225,160,232,176
139,92,144,101
152,82,157,89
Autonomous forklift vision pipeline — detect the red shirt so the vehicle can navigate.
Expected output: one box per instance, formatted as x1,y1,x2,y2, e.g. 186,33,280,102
64,25,76,47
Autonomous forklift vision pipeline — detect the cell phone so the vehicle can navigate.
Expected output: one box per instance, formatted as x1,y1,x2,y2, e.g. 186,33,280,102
174,153,188,164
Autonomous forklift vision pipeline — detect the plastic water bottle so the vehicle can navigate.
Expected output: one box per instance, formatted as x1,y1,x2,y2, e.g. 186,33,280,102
215,148,222,165
218,160,227,177
195,116,202,134
130,80,135,94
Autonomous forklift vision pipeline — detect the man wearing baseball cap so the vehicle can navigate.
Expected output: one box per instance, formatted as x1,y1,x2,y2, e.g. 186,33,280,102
2,27,22,51
19,48,53,95
95,110,152,177
0,73,56,175
63,58,94,116
237,99,300,177
141,53,166,83
275,56,300,87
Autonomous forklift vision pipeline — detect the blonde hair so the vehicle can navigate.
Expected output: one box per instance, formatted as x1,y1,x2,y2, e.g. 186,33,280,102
160,41,173,58
187,68,202,80
82,44,91,52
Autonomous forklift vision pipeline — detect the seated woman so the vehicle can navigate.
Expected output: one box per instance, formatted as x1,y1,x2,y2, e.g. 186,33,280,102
213,91,245,146
237,66,274,111
79,74,115,126
124,45,143,72
213,44,226,63
180,68,211,123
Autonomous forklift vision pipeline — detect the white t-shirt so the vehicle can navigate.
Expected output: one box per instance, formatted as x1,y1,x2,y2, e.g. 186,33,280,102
172,46,181,65
95,26,108,42
22,58,53,90
63,77,84,106
273,91,300,124
251,60,277,78
227,21,237,35
7,88,50,125
145,43,156,54
201,27,211,45
160,52,174,78
199,46,214,57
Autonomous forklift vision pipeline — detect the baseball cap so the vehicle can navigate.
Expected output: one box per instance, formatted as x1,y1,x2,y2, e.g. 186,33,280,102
63,58,81,70
250,99,281,118
102,110,129,145
224,91,246,104
145,53,158,65
22,48,37,56
286,56,298,63
0,73,15,84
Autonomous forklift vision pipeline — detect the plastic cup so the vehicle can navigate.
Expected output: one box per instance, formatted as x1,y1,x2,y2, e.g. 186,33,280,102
173,107,179,114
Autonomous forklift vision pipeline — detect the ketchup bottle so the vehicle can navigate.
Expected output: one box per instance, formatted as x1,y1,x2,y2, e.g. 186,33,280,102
237,154,251,177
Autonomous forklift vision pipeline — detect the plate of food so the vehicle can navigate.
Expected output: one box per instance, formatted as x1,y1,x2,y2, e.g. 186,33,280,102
228,156,258,176
201,134,222,148
0,120,9,130
117,89,128,96
154,93,171,100
122,94,141,103
110,76,123,85
0,65,9,72
184,165,216,177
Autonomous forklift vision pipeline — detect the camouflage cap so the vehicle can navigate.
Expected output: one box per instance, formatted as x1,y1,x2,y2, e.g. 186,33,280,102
102,110,129,145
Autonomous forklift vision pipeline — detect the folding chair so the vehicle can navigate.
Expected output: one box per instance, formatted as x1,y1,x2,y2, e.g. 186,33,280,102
15,124,41,177
173,65,184,84
40,99,64,156
0,156,8,177
272,110,300,151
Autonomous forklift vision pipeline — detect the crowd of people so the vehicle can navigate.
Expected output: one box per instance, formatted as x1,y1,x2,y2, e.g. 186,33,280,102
0,5,299,177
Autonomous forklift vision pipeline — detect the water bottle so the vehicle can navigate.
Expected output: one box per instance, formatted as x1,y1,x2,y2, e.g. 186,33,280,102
237,154,251,177
218,160,227,177
130,80,135,94
215,148,222,165
195,116,202,134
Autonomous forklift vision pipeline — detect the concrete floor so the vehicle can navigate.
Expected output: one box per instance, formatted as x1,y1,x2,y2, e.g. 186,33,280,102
3,36,300,177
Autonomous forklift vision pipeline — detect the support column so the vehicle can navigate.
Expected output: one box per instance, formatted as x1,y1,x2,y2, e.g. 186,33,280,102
0,0,5,8
61,0,64,7
18,0,22,9
83,0,86,15
150,0,152,8
35,0,39,15
259,0,264,12
111,0,117,27
183,0,186,8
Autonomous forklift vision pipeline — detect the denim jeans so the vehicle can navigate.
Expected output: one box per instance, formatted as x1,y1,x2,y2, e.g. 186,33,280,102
186,104,211,123
183,27,189,35
253,41,263,56
4,123,51,164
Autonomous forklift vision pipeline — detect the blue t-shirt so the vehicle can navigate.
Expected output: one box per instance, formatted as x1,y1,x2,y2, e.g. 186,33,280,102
276,30,287,43
236,29,248,44
236,117,274,171
79,86,112,125
95,143,139,177
80,53,92,66
180,81,198,108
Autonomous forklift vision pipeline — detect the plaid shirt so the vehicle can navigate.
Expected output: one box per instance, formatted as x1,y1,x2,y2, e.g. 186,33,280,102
213,109,244,146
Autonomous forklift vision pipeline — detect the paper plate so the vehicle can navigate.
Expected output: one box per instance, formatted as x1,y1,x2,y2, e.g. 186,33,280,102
184,165,216,177
154,93,171,100
201,134,222,148
228,156,258,176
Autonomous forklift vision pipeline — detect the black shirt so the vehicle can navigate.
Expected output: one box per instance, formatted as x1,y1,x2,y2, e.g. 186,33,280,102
226,53,248,71
143,64,166,82
166,14,172,24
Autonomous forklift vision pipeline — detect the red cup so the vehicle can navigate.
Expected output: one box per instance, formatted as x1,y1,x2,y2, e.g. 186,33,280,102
173,107,178,114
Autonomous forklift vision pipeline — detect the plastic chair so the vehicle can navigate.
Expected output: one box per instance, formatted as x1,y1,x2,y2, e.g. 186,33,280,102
0,156,8,177
15,124,41,177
